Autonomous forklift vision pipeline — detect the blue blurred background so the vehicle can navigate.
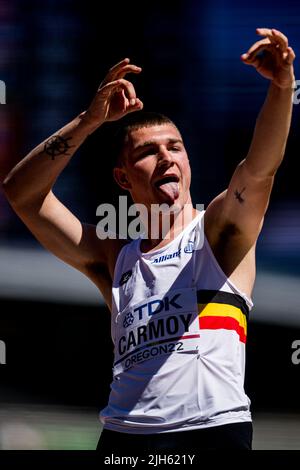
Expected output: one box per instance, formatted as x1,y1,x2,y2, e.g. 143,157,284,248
0,0,300,449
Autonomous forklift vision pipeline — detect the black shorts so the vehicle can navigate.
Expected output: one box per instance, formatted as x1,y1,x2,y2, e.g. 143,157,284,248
96,421,253,455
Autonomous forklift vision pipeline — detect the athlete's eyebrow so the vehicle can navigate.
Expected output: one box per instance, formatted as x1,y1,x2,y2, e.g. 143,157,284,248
133,138,183,153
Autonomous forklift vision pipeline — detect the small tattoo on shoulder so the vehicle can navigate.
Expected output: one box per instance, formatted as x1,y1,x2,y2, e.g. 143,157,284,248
234,187,246,203
44,135,73,160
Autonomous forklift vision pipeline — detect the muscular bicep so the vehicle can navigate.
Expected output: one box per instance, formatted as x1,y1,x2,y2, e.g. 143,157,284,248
12,191,107,273
206,159,274,245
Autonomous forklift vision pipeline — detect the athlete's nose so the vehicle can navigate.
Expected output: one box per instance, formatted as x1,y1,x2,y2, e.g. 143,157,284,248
157,146,173,165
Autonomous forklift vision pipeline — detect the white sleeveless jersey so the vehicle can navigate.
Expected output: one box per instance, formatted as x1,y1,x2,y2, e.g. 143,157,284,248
100,210,253,434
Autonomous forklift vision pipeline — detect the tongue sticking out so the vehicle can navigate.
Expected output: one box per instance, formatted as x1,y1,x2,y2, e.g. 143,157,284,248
156,181,179,200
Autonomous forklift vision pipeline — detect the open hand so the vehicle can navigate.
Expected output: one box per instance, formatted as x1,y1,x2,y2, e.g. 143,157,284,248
241,28,295,89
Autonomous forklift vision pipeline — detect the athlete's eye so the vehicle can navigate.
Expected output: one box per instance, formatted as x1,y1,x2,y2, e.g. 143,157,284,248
132,150,153,162
137,148,157,159
142,149,156,157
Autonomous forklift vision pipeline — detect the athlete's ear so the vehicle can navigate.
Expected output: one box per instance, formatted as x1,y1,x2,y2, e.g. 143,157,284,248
113,166,132,190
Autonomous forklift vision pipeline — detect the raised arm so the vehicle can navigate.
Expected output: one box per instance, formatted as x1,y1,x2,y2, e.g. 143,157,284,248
206,28,295,248
2,59,143,283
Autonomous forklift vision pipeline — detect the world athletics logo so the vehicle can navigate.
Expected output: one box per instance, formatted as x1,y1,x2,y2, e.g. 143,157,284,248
123,312,135,328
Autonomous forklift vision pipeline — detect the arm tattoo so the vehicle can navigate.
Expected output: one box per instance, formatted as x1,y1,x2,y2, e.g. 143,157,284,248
44,135,73,160
234,187,246,203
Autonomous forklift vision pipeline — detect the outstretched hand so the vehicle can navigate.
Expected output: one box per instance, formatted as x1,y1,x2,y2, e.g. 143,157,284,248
241,28,296,89
85,58,143,127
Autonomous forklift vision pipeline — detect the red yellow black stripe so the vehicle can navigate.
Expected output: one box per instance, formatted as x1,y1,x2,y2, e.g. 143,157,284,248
197,290,249,343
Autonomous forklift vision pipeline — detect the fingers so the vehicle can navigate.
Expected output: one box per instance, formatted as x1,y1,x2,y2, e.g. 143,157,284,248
285,46,296,65
117,78,137,103
100,78,137,103
118,88,143,113
271,29,288,49
256,27,273,37
241,38,272,63
115,64,142,80
242,38,270,56
102,58,142,85
241,28,294,66
109,57,130,73
126,97,144,113
256,28,288,51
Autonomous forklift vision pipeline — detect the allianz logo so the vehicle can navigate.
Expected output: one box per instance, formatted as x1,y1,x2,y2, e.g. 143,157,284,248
151,241,194,264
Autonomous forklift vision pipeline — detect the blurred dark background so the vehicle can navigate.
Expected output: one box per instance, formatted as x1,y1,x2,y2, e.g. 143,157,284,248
0,0,300,449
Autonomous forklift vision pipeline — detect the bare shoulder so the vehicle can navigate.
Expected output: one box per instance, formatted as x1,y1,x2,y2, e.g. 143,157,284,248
85,235,129,280
204,190,229,247
84,236,129,311
204,192,256,299
98,237,128,278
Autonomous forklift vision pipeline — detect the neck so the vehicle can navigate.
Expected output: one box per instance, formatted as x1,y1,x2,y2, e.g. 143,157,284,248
140,201,199,253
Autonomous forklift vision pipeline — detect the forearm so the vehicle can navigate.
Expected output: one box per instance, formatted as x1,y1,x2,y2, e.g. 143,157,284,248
244,82,294,177
2,111,101,206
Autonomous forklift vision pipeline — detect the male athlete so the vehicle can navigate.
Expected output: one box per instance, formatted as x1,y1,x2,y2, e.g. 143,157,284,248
3,28,295,452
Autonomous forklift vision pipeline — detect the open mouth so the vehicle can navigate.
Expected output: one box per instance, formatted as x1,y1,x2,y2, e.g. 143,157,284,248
154,175,180,199
154,175,179,187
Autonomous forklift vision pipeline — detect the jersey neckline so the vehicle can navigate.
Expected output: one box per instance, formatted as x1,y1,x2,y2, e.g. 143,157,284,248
136,210,204,258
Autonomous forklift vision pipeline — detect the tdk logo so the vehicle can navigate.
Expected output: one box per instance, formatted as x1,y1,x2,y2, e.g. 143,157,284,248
151,249,181,264
126,293,182,323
